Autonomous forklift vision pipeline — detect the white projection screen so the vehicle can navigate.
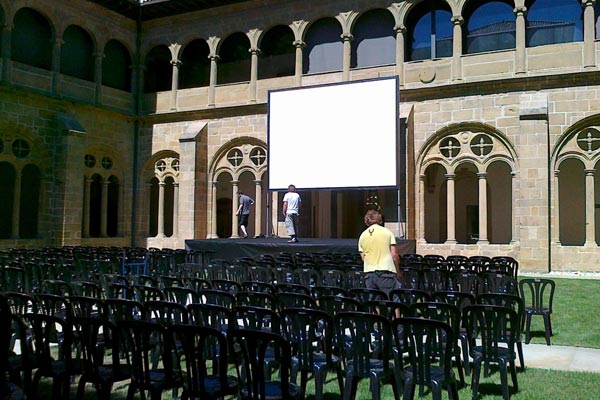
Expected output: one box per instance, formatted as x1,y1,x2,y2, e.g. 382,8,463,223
268,77,399,191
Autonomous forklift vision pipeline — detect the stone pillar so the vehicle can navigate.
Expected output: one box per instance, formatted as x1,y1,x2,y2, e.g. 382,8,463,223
131,63,144,113
293,40,305,86
478,172,489,244
341,33,353,81
511,171,518,243
446,174,457,243
208,181,218,238
83,177,92,237
173,182,179,237
583,0,596,68
418,174,426,242
394,26,406,85
94,52,104,104
157,181,165,238
208,55,218,107
11,168,21,239
585,168,596,246
1,24,12,82
101,180,109,237
249,48,259,102
451,16,463,81
552,170,560,244
170,60,181,111
514,7,527,74
231,181,239,238
254,179,262,237
51,37,64,95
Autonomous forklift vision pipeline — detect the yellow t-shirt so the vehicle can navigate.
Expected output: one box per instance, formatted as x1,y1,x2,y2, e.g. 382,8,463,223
358,224,397,273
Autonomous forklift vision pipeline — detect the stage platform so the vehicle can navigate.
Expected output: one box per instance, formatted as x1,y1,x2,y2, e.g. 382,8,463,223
185,237,416,262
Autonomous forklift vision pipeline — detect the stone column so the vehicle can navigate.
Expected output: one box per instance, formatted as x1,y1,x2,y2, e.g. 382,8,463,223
51,37,64,95
341,33,353,81
418,174,426,242
1,24,12,82
173,182,179,236
451,16,463,81
249,48,259,102
514,7,527,74
157,180,165,237
254,179,262,237
94,52,104,104
583,0,596,68
394,25,406,85
445,173,457,243
11,168,21,239
511,171,518,243
293,40,305,86
208,181,218,239
83,177,92,237
208,55,218,107
231,181,240,238
101,180,109,237
552,170,560,244
585,168,596,246
131,63,144,113
478,172,489,244
170,60,181,111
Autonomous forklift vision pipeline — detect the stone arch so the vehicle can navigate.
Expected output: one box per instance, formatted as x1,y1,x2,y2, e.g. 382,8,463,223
102,39,132,91
143,150,180,239
208,137,267,239
302,16,343,74
417,122,517,245
350,8,396,68
257,24,295,80
11,6,55,70
551,115,600,246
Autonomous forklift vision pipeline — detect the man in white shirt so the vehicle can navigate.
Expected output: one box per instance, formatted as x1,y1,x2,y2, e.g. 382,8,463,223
282,184,301,243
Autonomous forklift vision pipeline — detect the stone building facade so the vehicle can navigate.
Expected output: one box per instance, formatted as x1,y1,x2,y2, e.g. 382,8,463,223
1,0,600,271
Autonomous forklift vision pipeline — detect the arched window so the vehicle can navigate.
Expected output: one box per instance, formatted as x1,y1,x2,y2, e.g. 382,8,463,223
455,163,479,244
180,39,210,89
89,174,102,238
424,163,447,243
61,25,94,81
12,8,52,69
103,39,131,91
558,158,585,245
258,25,295,79
144,45,172,93
464,1,515,54
148,157,179,238
218,32,251,85
406,0,453,61
303,18,342,74
20,164,41,239
107,175,119,237
351,9,395,68
526,0,583,47
0,162,15,239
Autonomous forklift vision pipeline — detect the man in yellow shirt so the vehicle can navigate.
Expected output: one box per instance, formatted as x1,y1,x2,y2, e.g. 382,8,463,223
358,210,402,296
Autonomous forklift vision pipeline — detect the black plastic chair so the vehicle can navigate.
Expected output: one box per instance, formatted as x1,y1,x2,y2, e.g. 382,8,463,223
408,302,465,387
317,295,362,318
170,324,239,400
25,313,75,400
335,311,401,400
198,289,236,309
519,278,555,345
236,291,276,310
211,279,242,294
163,286,200,307
480,272,518,295
477,293,526,371
104,298,146,322
0,294,25,400
241,281,276,294
348,287,388,302
280,308,344,400
229,328,303,400
72,316,130,400
310,285,349,299
187,303,235,334
389,288,430,306
275,283,311,296
464,305,519,400
393,317,460,400
69,295,108,319
117,320,183,400
133,285,165,304
364,299,409,321
275,292,317,313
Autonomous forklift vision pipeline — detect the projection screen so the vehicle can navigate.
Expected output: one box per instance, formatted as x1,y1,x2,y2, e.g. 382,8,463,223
267,77,399,191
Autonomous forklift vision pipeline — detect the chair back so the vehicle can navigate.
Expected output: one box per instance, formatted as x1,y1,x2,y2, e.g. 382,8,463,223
229,328,301,400
464,305,519,360
234,306,281,334
518,278,555,313
280,308,335,368
187,303,235,333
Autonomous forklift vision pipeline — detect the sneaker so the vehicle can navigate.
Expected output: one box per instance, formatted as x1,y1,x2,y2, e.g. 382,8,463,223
287,238,298,243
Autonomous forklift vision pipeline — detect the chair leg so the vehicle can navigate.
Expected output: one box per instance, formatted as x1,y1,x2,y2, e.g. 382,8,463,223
510,359,519,392
343,374,358,400
76,377,87,400
403,380,415,400
471,360,482,400
499,363,509,400
460,336,470,375
525,315,532,344
543,314,552,345
517,342,525,371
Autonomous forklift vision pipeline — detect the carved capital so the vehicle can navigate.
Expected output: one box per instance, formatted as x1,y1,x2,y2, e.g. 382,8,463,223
451,15,464,26
513,6,527,17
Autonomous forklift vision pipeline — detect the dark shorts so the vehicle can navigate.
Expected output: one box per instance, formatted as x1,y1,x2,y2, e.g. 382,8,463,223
238,214,249,226
364,271,402,297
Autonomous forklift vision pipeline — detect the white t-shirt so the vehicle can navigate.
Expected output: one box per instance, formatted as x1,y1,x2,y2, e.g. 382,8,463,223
283,192,301,214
